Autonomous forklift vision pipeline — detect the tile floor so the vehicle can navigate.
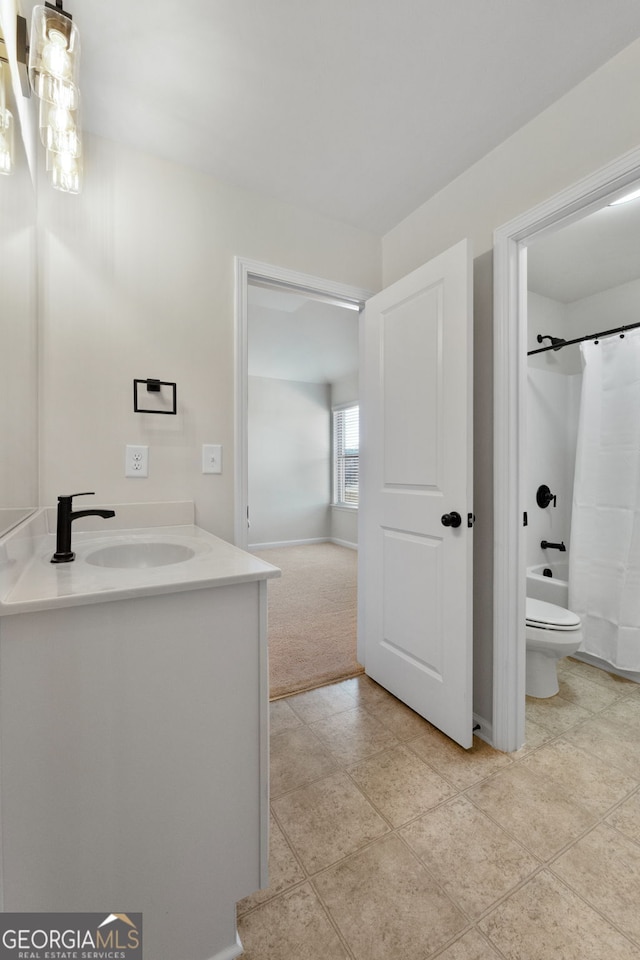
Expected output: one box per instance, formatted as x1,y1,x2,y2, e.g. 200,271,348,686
237,657,640,960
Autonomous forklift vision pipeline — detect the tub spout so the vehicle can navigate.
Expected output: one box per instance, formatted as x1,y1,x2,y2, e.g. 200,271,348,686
541,540,566,552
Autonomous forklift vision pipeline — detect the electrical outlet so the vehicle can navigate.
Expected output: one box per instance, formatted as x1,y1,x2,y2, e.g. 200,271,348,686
125,444,149,477
202,444,222,474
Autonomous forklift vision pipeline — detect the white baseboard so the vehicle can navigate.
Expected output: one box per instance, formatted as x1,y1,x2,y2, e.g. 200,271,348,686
472,713,494,749
330,538,358,550
249,537,358,551
249,537,329,550
209,933,243,960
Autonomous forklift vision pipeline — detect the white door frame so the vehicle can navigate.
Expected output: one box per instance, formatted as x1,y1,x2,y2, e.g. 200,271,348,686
234,256,372,550
492,144,640,753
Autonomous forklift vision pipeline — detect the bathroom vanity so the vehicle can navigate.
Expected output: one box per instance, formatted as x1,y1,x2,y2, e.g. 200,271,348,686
0,503,279,960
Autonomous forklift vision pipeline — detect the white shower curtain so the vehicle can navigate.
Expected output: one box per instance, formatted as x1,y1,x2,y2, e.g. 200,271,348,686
569,328,640,671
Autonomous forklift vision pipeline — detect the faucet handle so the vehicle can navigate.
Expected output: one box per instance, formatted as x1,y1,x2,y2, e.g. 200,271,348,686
59,491,95,502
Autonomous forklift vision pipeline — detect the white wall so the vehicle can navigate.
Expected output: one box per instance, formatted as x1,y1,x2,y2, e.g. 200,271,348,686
0,121,37,529
248,376,330,546
330,372,359,547
0,0,37,178
383,39,640,280
527,293,582,568
382,37,640,727
526,367,581,568
37,133,380,542
25,30,640,732
527,279,640,572
527,291,581,375
331,371,358,407
566,275,640,331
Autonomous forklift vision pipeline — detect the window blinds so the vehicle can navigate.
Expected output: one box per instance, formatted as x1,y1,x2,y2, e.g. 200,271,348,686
333,404,359,506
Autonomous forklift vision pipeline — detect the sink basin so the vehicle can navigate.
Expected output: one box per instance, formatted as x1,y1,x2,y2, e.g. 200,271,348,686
85,542,196,569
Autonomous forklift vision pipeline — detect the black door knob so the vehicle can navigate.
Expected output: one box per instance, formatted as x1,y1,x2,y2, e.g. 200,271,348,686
441,511,462,528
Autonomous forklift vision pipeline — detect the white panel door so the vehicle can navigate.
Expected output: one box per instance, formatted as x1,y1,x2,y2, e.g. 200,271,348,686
359,239,473,748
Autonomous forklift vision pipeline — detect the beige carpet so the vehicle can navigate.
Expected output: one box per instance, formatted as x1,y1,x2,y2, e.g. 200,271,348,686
254,542,363,699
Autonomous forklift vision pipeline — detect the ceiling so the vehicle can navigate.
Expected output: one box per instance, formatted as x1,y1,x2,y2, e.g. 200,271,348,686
18,0,640,235
251,186,640,382
248,283,359,383
527,190,640,302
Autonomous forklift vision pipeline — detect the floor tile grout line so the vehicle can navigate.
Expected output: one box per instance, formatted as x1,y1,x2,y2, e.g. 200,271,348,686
524,697,640,775
392,825,495,924
239,875,360,960
552,730,640,781
557,692,640,723
395,807,559,928
284,674,449,742
428,925,512,960
461,767,638,869
269,802,314,876
545,858,640,952
514,732,640,790
561,657,640,692
276,674,637,811
260,672,640,940
602,780,640,834
286,698,360,725
308,828,474,959
270,791,539,939
272,745,541,905
273,802,393,878
235,876,309,920
245,668,640,959
556,669,640,705
272,727,499,819
461,775,640,895
304,876,360,960
556,785,640,848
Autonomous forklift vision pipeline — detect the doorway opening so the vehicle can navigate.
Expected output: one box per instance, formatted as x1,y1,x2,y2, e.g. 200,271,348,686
493,145,640,752
234,258,371,698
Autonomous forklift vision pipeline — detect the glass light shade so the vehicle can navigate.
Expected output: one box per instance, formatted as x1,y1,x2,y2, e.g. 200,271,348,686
0,109,14,176
29,5,80,109
610,187,640,206
39,98,82,157
47,147,83,194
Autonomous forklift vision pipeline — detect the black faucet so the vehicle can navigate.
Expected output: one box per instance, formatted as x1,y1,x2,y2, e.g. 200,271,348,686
540,540,566,552
51,492,116,563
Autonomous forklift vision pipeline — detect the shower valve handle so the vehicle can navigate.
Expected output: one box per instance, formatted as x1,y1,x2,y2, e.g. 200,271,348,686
536,484,557,509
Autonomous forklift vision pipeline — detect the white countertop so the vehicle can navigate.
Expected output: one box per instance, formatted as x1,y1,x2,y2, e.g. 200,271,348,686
0,522,280,616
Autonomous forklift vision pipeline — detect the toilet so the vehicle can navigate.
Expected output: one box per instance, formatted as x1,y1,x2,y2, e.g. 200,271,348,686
525,597,583,698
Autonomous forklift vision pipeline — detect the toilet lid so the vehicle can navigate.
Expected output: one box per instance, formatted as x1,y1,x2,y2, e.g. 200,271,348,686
526,597,581,630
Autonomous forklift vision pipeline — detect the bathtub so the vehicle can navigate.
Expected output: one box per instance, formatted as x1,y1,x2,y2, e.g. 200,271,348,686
526,561,569,608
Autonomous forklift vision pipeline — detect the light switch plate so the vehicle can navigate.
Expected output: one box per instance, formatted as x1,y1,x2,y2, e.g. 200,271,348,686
202,444,222,474
125,444,149,477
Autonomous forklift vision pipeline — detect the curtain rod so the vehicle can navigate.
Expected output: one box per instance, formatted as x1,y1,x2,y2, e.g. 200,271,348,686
527,320,640,356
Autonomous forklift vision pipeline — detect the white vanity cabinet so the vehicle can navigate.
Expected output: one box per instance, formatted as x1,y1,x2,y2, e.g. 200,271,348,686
0,517,277,960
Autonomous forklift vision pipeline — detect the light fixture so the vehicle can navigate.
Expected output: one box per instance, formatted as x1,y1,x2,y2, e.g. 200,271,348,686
0,56,15,176
28,1,82,193
609,187,640,206
46,145,82,193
